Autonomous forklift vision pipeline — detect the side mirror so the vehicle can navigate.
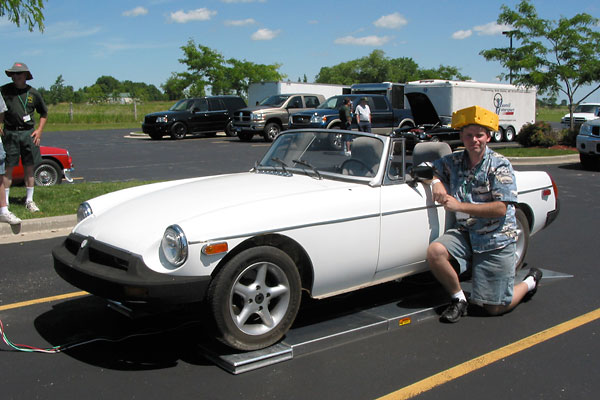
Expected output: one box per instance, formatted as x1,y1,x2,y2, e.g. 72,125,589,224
595,107,600,117
410,165,434,181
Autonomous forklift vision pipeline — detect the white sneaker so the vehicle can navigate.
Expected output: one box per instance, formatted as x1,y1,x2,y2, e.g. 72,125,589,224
25,201,40,212
0,211,22,225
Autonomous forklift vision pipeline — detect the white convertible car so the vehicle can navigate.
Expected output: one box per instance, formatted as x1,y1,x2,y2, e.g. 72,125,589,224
53,129,559,351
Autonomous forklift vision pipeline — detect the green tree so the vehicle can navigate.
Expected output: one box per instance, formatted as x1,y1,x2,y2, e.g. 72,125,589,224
162,73,189,100
480,0,600,130
0,0,45,31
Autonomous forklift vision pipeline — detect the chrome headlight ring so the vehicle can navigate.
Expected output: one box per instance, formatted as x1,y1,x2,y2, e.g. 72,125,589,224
161,225,189,268
77,202,93,222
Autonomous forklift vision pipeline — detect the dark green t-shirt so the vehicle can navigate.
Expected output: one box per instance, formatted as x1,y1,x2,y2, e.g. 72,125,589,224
0,83,48,129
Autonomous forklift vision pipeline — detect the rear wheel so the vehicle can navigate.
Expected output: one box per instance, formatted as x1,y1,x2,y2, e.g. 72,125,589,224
515,208,530,270
170,122,187,140
207,246,302,351
34,159,62,186
225,121,237,137
504,126,516,142
491,130,503,143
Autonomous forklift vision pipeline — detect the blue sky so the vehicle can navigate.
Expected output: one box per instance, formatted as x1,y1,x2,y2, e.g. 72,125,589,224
1,0,599,101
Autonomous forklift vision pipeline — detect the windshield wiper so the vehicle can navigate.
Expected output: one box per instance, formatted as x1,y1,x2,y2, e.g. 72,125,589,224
271,157,290,174
293,159,322,180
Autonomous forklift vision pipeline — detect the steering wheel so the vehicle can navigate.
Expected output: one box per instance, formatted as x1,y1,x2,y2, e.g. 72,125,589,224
340,159,374,176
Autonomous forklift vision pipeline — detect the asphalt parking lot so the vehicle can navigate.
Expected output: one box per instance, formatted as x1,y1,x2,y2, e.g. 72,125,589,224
0,130,597,399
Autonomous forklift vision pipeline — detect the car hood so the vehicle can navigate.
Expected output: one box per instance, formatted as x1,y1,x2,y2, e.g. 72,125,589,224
293,108,337,116
404,92,442,126
145,110,187,118
74,173,370,254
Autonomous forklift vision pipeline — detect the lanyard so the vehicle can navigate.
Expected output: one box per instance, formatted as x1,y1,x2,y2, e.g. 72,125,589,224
18,91,30,113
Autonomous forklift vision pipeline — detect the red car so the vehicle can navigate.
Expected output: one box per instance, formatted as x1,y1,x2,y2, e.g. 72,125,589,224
11,145,74,186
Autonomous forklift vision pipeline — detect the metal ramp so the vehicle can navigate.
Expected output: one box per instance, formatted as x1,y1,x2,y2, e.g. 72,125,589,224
199,268,572,374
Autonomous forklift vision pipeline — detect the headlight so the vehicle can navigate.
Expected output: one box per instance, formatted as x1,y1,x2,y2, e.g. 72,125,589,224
250,112,264,121
77,202,93,222
310,114,326,124
579,123,592,135
156,116,168,123
161,225,188,268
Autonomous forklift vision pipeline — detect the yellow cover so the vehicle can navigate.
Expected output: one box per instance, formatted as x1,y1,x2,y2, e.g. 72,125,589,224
451,105,499,131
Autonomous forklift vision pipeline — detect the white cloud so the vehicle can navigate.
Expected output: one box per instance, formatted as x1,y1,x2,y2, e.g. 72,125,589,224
122,7,148,17
169,8,217,24
451,29,472,40
474,21,512,36
251,28,280,40
334,35,391,46
374,12,407,29
224,18,256,26
44,21,101,40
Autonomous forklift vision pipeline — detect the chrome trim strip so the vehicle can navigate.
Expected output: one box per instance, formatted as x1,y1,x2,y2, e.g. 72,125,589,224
518,185,552,196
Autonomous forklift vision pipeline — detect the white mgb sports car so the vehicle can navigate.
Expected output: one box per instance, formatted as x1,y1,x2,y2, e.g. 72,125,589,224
53,129,559,351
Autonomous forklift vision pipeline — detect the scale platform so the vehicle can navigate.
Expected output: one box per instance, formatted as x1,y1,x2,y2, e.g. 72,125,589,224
198,268,571,374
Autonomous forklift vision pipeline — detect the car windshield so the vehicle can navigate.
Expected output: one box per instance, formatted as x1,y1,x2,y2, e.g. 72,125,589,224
259,95,290,107
317,96,344,110
169,99,194,111
574,104,600,113
257,130,384,180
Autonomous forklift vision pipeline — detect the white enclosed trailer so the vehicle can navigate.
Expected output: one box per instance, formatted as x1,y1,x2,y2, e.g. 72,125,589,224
248,81,350,107
404,80,537,142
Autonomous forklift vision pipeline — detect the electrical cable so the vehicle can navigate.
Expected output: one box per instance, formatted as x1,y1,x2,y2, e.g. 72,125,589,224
0,318,201,354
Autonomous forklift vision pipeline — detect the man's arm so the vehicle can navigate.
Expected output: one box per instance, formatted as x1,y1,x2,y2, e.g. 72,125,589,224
31,115,47,146
441,196,508,218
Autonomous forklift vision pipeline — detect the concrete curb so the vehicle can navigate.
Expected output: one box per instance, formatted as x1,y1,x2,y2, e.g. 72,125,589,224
507,153,580,165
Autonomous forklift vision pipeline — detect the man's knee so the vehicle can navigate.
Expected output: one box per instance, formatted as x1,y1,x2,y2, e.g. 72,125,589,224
483,304,507,316
427,242,448,263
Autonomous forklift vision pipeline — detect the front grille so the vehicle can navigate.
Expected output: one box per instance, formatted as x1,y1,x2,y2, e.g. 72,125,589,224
144,116,156,125
563,117,587,124
89,247,129,271
64,236,82,255
233,111,251,123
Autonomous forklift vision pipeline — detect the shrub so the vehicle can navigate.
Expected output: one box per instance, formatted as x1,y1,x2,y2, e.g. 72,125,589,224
517,122,561,147
560,128,578,147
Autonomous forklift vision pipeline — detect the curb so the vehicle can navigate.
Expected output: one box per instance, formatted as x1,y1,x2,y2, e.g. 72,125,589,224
0,214,77,240
507,153,580,165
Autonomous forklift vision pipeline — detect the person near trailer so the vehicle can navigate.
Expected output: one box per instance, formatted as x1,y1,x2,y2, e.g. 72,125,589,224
1,62,48,213
355,97,372,133
426,105,542,323
0,94,21,225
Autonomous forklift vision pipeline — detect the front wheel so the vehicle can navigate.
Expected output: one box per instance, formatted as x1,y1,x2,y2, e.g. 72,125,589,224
207,246,302,351
515,208,530,270
263,123,281,142
170,122,188,140
34,160,62,186
225,121,237,137
491,130,503,143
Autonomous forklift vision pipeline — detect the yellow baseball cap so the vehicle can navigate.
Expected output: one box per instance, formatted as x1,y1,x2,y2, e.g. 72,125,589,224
451,105,499,132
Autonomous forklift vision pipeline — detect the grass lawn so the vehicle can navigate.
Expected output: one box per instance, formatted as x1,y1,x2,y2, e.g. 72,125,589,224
7,181,157,220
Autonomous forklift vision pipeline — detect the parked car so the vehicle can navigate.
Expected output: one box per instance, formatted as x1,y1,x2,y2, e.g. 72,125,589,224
142,96,247,140
289,94,414,134
12,145,74,186
232,93,325,142
53,129,559,351
561,102,600,129
576,109,600,170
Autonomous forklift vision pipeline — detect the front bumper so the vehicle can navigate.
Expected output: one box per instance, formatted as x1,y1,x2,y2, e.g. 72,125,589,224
63,168,74,183
577,134,600,156
142,123,170,135
233,122,266,133
53,233,211,305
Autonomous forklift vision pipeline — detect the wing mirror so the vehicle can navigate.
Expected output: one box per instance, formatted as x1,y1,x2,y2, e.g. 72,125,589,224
408,165,434,187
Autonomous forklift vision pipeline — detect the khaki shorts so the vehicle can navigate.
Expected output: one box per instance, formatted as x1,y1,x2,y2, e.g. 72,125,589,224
3,128,41,167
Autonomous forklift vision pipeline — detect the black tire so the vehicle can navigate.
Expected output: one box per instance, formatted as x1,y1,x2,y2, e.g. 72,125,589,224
238,131,253,142
207,246,302,351
263,122,281,142
170,122,188,140
491,130,503,143
149,132,163,140
515,208,530,270
580,153,600,171
34,159,62,186
503,126,516,142
225,121,237,137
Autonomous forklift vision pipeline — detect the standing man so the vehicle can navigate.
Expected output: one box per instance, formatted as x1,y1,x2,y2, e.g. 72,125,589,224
0,94,22,224
338,97,353,155
355,97,371,133
1,62,48,212
426,106,542,323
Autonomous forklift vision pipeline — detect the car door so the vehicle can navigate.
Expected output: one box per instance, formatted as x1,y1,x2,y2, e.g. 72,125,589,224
207,98,230,132
375,139,449,281
189,98,210,133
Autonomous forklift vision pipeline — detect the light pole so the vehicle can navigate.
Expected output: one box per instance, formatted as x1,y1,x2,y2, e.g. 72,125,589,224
502,30,518,84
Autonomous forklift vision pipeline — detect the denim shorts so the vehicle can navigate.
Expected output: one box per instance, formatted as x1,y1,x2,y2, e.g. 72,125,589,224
434,229,516,306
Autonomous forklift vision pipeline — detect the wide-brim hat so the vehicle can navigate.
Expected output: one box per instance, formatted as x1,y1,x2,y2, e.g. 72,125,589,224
451,105,499,132
5,62,33,80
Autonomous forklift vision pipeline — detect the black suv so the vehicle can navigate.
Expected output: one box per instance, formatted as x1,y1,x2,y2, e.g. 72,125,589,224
142,95,247,140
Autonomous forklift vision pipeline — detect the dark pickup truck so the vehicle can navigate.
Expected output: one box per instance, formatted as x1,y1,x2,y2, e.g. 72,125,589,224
288,94,414,134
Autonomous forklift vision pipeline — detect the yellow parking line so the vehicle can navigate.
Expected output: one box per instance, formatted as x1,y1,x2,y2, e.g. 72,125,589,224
0,291,89,312
378,307,600,400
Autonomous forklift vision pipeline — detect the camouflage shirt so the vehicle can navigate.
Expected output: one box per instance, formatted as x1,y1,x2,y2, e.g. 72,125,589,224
433,146,518,253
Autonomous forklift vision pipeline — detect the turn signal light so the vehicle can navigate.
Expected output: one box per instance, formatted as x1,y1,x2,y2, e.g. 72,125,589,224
202,242,229,255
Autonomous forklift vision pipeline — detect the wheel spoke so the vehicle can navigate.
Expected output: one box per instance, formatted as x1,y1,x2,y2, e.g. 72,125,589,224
233,282,253,301
254,263,268,287
257,308,275,328
267,284,289,300
236,304,256,326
